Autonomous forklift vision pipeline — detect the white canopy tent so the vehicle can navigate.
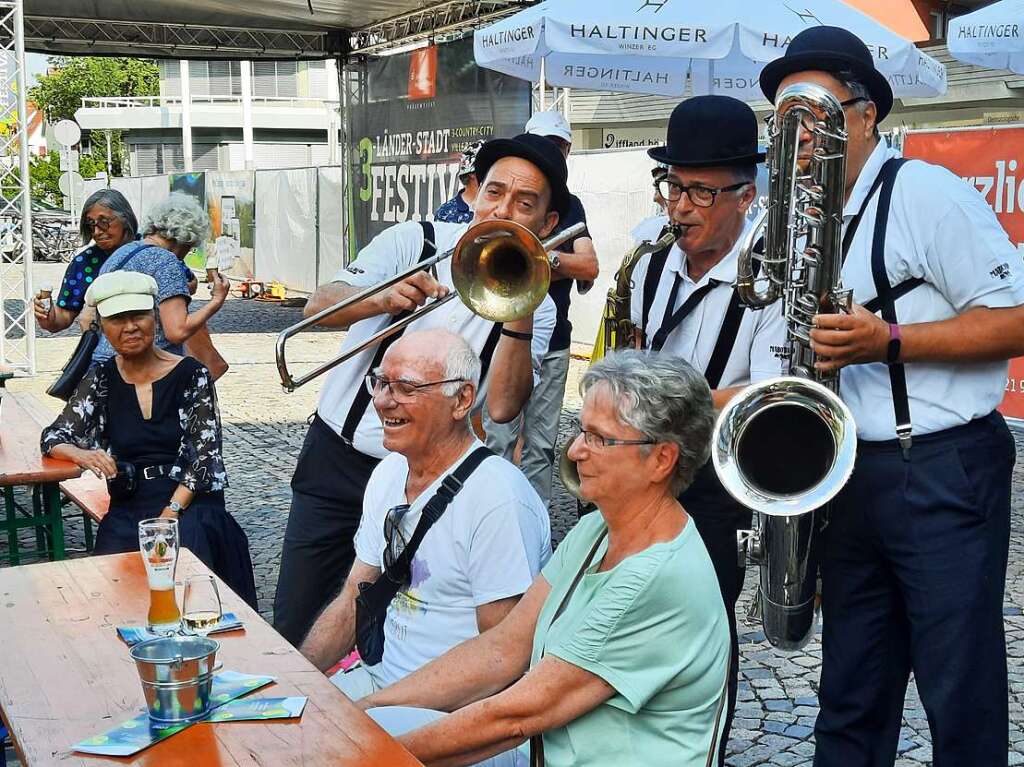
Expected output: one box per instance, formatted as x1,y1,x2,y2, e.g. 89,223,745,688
473,0,947,101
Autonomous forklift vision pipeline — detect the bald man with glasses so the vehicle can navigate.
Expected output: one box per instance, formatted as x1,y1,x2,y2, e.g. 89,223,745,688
300,328,551,700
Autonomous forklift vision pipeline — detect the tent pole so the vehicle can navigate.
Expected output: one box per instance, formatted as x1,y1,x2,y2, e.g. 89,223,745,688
180,59,193,172
241,60,255,170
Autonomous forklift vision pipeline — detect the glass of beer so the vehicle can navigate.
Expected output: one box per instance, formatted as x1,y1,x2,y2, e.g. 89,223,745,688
182,574,222,636
138,518,181,634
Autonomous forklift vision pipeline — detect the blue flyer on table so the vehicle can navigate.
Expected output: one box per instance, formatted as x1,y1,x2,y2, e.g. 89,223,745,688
116,612,244,646
71,671,275,757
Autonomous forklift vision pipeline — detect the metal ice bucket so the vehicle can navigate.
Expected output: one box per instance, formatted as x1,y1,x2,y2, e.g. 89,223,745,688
130,635,220,724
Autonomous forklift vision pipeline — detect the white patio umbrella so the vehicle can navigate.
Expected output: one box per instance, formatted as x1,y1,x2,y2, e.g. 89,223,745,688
948,0,1024,74
474,0,947,102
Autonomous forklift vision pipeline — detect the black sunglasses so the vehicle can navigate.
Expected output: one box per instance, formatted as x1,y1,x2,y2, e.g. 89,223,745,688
382,503,412,581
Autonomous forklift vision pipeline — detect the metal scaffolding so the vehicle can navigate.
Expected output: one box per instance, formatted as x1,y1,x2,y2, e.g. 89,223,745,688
349,0,530,56
0,0,34,375
25,17,345,60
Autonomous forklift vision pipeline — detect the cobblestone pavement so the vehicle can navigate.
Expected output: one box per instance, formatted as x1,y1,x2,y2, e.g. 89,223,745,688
5,263,1024,765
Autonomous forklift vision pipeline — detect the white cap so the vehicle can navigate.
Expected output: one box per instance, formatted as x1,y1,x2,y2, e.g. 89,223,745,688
524,110,572,143
85,271,158,318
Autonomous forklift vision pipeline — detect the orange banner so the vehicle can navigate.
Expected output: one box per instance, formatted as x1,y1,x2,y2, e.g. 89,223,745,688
903,127,1024,418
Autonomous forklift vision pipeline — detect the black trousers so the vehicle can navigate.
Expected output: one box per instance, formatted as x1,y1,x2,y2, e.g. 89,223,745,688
678,460,752,767
815,412,1013,767
273,415,381,648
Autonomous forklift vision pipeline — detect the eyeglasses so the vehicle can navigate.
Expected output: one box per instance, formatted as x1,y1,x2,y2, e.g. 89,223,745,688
839,97,868,109
84,217,116,231
570,417,657,449
365,373,466,403
654,179,750,208
382,503,412,581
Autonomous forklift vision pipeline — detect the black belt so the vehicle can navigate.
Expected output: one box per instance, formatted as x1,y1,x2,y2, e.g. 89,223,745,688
136,463,175,480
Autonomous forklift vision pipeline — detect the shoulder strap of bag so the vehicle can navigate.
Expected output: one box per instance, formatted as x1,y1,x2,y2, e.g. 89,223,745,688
530,526,608,767
389,445,493,579
340,222,437,444
867,158,914,456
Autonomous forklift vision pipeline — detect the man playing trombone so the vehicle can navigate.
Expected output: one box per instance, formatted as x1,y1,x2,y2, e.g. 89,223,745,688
273,134,562,648
759,26,1024,767
626,95,787,765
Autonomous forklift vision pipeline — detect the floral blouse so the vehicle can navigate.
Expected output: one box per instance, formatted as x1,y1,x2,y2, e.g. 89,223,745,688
40,360,228,493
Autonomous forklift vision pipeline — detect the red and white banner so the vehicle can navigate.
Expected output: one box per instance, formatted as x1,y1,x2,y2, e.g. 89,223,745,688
903,127,1024,418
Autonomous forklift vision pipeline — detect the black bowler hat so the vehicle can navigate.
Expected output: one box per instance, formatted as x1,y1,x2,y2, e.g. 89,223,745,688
759,26,894,120
474,133,570,218
647,96,765,168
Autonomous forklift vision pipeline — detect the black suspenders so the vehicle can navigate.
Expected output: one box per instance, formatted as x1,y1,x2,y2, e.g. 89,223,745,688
863,158,918,455
641,242,757,389
340,222,438,444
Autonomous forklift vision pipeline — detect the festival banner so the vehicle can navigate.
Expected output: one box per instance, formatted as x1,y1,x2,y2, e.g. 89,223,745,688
903,126,1024,418
347,35,531,253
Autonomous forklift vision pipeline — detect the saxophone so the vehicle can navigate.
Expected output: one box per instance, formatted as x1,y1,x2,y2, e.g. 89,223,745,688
561,223,682,501
601,223,682,354
711,82,858,650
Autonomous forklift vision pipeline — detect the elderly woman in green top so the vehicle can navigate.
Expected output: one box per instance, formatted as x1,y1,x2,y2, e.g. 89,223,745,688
356,350,731,767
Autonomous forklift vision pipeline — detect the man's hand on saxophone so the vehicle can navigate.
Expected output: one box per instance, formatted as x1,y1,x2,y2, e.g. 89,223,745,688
809,303,891,371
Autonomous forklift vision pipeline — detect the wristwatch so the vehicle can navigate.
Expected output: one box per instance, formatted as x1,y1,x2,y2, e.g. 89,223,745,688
166,500,184,514
548,251,561,270
886,323,902,365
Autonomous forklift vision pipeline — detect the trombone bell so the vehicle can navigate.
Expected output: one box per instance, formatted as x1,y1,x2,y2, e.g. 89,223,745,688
452,219,557,323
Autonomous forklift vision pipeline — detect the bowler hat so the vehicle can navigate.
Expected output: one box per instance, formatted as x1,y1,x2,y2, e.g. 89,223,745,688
474,133,571,218
647,96,765,168
759,26,894,120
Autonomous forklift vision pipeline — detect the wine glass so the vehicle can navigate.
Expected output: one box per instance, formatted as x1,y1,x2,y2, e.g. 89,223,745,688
181,574,223,636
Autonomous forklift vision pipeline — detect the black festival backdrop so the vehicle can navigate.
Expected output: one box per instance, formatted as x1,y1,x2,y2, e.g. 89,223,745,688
347,35,531,254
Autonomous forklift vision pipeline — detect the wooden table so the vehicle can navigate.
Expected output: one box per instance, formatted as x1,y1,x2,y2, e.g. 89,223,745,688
0,392,82,563
0,550,424,766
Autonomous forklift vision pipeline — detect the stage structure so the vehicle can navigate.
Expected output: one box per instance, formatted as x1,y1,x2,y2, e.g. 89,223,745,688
0,0,34,374
4,1,536,373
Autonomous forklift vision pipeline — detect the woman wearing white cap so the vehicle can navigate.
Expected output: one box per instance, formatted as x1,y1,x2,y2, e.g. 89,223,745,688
40,271,257,607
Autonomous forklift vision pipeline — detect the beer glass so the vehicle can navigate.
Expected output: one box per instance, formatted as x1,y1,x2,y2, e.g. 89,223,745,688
138,518,181,634
182,574,222,636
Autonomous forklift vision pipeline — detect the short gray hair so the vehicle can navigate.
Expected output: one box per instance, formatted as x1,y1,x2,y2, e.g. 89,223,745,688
80,189,138,246
581,350,715,494
143,192,210,248
440,333,481,400
834,70,881,138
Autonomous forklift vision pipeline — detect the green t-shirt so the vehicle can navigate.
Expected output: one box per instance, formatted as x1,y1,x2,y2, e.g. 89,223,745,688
530,510,730,767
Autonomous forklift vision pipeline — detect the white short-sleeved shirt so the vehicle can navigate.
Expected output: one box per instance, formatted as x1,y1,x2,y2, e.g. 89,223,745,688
353,440,552,689
315,220,556,458
629,220,788,388
840,142,1024,440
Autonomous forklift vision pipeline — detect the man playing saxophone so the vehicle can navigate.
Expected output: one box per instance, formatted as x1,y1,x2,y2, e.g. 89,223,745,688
759,26,1024,767
626,95,787,765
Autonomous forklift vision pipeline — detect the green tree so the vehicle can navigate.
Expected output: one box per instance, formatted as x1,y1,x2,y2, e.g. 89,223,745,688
30,57,158,178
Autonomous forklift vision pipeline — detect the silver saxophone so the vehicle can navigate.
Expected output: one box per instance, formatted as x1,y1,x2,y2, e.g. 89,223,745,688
711,82,859,650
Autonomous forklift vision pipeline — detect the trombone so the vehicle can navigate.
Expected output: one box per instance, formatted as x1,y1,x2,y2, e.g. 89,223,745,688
276,219,586,391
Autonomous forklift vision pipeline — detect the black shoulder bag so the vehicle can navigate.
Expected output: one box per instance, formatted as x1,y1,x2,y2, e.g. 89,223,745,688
46,318,100,401
355,446,492,666
46,243,151,401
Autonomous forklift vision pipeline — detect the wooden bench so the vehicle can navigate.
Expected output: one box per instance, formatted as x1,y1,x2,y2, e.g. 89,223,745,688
7,392,110,551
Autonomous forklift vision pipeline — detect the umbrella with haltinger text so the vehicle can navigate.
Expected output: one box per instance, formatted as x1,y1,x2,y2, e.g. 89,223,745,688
948,0,1024,75
473,0,946,102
